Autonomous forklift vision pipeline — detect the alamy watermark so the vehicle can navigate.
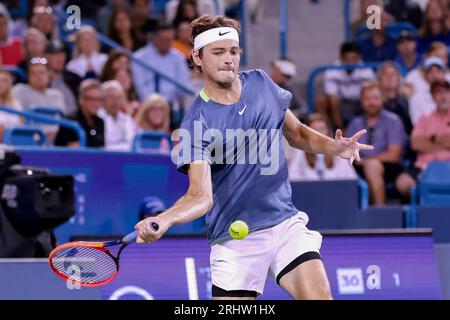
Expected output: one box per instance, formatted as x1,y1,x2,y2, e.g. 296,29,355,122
171,121,282,176
366,5,382,30
66,5,81,31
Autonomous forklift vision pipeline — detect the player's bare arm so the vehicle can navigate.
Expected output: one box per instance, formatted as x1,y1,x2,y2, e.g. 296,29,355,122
283,109,374,164
136,160,213,243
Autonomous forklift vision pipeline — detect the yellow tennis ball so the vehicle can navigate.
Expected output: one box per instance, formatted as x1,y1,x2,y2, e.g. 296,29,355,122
229,220,249,240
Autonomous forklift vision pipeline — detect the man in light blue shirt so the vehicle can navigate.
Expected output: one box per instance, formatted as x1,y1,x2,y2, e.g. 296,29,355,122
131,24,190,103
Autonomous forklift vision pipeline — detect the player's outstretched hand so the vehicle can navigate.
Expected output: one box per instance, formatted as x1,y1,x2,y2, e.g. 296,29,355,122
135,215,170,243
333,129,374,165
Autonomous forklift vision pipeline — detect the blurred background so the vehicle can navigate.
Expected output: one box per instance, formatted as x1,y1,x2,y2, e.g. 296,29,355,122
0,0,449,300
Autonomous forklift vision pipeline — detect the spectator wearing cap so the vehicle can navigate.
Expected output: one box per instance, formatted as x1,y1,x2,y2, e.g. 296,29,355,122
270,58,306,119
45,39,82,115
0,4,23,66
55,79,105,148
348,81,407,205
396,80,450,198
132,23,190,103
405,42,450,103
67,26,108,80
395,30,422,77
317,42,375,129
407,56,447,124
98,80,136,151
138,196,166,221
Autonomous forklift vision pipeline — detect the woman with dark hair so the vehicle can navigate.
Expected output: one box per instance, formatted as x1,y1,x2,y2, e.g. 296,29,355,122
418,0,450,53
172,19,193,60
101,51,139,114
172,0,199,25
107,8,146,52
100,50,130,80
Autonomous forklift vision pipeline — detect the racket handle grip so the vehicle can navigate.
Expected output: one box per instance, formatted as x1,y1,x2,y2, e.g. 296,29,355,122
122,222,160,244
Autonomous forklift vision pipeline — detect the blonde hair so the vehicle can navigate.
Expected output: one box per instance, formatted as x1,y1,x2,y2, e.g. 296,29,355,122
135,94,171,131
73,26,100,57
0,70,15,107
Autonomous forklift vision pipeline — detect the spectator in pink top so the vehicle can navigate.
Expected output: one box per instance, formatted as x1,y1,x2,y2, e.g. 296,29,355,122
413,80,450,169
397,80,450,198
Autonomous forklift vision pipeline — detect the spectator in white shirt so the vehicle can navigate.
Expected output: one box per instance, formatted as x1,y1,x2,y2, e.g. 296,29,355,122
284,113,357,181
406,56,447,124
98,80,136,151
67,26,108,80
317,42,375,129
12,57,66,113
12,57,66,143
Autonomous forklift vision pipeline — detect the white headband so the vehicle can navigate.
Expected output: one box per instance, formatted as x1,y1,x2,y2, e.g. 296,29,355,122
193,27,239,50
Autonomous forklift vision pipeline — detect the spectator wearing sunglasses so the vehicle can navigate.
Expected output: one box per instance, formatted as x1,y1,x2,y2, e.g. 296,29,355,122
55,79,105,148
347,81,407,205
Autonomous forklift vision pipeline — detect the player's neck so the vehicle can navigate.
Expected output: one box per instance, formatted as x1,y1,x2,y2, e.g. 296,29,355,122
203,77,241,105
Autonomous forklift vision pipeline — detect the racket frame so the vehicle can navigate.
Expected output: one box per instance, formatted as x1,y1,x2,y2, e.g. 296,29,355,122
48,240,125,287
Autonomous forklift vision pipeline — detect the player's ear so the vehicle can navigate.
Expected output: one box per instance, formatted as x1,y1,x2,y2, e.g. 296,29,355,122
192,50,202,68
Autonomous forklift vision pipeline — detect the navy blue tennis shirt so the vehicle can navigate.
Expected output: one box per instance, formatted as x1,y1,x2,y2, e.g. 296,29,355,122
176,69,299,244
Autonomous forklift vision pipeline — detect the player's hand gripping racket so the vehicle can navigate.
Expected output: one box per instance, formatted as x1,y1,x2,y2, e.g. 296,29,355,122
48,222,159,287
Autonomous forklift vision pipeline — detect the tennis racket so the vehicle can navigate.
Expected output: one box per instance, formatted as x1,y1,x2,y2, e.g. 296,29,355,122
48,222,159,287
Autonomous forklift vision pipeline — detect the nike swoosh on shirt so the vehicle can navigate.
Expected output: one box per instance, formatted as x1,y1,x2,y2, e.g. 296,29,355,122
219,31,231,36
238,105,247,115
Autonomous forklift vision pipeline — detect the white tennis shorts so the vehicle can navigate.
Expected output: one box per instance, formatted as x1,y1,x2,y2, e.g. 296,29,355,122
210,211,323,295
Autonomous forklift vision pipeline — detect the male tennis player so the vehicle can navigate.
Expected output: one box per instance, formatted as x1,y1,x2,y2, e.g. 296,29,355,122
136,15,373,300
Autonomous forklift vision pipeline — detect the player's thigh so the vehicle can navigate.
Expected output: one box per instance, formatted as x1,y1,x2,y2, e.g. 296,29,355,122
279,259,332,300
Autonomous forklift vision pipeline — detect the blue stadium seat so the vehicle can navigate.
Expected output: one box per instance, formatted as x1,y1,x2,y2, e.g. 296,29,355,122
407,161,450,227
3,127,46,146
418,161,450,205
132,131,172,153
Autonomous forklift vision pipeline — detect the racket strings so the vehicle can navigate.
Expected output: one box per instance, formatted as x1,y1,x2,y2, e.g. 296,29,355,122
50,246,117,284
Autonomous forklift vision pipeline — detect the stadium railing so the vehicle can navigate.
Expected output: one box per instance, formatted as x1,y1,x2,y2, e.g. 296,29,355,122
0,105,86,147
306,62,380,113
25,107,64,125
